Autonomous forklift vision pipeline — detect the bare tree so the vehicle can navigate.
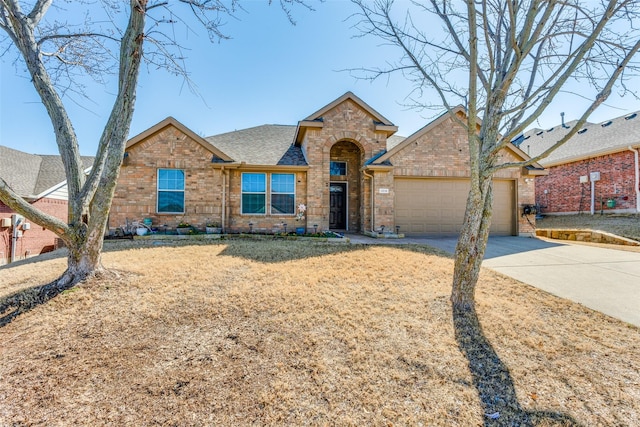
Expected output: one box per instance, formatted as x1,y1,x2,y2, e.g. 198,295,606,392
0,0,308,288
352,0,640,311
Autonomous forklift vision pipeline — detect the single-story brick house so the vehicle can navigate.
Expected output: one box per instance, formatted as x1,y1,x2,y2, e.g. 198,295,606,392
110,92,542,236
523,111,640,215
0,146,93,264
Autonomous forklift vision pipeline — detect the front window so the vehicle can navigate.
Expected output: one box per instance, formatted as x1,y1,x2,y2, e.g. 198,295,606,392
242,173,266,214
157,169,185,213
330,161,347,176
271,173,295,214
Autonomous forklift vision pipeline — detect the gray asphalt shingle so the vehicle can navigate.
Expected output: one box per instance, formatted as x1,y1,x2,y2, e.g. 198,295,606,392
205,125,298,165
523,111,640,165
0,146,94,198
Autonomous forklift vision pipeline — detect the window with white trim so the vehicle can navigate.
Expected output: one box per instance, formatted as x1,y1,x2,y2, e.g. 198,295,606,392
157,169,185,213
271,173,295,214
242,173,266,214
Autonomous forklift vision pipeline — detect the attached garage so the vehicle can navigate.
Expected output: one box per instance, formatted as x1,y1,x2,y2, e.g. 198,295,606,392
394,178,516,236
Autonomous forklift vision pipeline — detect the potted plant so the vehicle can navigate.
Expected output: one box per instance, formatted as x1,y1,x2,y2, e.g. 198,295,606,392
176,221,192,235
206,221,222,234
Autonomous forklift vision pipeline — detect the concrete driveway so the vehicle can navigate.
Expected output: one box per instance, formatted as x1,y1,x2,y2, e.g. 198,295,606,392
350,234,640,327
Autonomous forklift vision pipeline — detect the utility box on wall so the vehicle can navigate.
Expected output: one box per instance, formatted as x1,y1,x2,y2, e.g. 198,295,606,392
0,218,10,227
590,171,601,182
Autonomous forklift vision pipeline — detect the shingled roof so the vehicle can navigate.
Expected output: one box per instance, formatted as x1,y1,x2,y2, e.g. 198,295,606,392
205,125,302,165
204,123,407,166
523,111,640,166
0,145,94,199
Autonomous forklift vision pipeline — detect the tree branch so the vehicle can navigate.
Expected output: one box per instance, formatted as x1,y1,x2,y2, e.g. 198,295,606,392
0,178,69,237
26,0,51,26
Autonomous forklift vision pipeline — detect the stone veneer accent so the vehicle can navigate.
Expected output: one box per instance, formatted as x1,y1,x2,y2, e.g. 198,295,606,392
537,228,640,246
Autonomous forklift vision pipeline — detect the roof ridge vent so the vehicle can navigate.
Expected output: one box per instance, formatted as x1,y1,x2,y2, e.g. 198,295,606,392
547,127,555,132
535,130,544,136
577,128,588,134
624,113,637,120
601,120,613,127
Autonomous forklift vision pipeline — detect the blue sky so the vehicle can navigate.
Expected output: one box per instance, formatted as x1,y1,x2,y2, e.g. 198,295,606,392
1,1,638,156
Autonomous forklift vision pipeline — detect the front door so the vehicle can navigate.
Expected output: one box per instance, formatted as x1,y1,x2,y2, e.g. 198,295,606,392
329,182,347,229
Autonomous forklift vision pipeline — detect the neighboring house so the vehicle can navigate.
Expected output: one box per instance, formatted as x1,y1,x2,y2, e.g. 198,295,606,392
0,146,94,264
110,92,542,236
523,111,640,215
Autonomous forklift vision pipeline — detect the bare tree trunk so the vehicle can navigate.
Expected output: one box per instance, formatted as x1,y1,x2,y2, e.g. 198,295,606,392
451,177,493,311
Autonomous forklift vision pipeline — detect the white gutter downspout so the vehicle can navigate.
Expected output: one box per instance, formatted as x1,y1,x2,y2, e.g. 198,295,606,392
363,169,375,232
629,146,640,212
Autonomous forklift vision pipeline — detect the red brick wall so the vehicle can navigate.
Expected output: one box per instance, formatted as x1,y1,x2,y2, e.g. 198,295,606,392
536,151,639,214
0,198,66,264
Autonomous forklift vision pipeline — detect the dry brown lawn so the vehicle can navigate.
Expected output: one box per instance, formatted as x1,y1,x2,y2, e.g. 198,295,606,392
538,213,640,242
1,240,639,426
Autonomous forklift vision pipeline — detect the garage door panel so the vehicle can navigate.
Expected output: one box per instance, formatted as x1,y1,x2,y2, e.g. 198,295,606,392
395,178,515,236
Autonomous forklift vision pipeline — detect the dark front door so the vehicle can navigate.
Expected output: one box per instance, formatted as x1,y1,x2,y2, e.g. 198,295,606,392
329,182,347,229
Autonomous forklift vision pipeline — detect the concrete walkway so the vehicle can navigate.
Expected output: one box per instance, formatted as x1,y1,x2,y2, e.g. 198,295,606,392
349,234,640,327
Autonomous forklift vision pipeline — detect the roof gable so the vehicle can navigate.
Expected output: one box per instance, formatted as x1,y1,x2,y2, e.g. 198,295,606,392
303,91,395,125
375,106,467,163
374,106,541,167
294,92,398,144
127,117,233,162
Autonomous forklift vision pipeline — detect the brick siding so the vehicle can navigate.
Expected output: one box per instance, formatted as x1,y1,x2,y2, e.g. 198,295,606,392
0,198,66,264
225,169,308,233
113,100,536,236
388,114,536,235
111,125,223,231
536,151,638,214
301,99,389,232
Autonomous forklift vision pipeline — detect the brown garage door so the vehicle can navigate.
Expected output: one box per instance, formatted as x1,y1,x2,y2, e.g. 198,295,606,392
394,178,515,236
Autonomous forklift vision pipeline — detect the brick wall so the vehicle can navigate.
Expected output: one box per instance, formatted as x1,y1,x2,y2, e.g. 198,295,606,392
330,141,361,231
111,125,223,231
536,151,638,214
0,198,66,264
225,169,308,233
301,99,389,232
388,114,536,235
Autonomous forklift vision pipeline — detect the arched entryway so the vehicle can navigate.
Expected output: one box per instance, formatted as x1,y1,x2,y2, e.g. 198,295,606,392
329,140,363,231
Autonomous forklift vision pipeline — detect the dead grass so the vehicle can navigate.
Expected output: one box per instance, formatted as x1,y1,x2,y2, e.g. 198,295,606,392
538,213,640,241
1,240,639,426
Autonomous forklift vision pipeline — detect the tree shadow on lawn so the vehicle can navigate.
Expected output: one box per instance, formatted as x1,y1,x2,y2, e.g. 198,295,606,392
453,307,582,426
217,239,370,263
0,278,74,328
